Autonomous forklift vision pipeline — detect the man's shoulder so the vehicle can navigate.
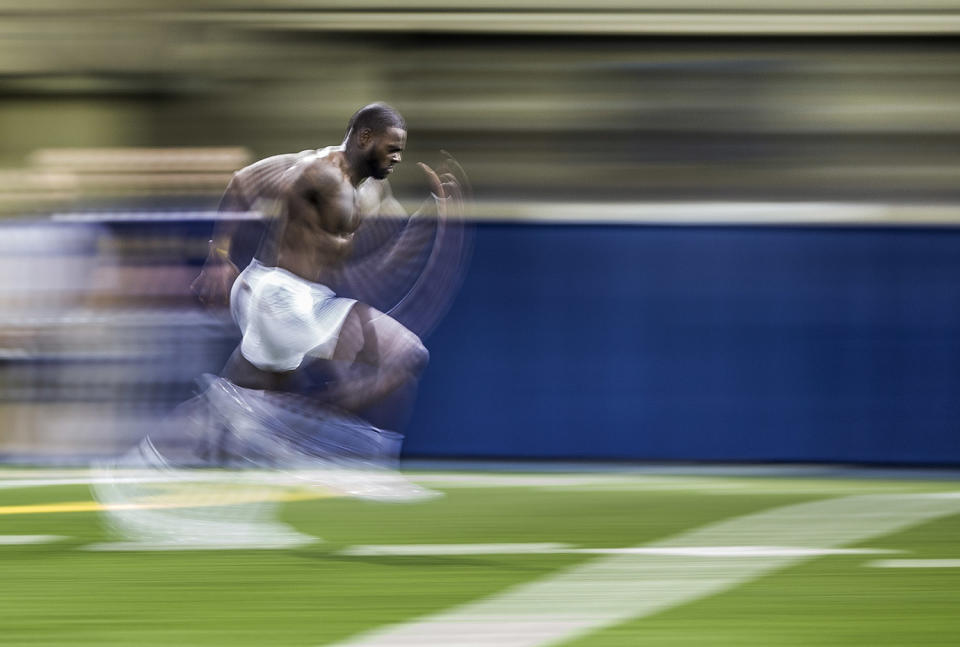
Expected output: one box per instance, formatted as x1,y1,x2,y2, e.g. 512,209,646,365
291,154,349,192
234,150,307,177
236,149,346,192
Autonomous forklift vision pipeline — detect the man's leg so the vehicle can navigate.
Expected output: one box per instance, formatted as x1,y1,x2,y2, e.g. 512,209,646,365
222,297,428,429
322,302,429,424
214,302,437,501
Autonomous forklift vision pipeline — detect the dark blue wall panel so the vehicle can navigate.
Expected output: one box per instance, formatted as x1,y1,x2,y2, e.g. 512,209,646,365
404,223,960,464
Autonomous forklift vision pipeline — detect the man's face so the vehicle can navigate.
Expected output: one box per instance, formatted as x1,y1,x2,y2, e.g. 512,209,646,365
367,127,407,179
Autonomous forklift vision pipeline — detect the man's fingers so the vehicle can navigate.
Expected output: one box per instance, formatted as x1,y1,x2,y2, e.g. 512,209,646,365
423,152,470,218
441,180,463,204
439,182,465,220
438,173,462,200
417,162,444,199
439,150,472,199
439,175,468,206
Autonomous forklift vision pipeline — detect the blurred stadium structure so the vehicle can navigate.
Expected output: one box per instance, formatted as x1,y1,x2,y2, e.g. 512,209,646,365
3,1,960,209
2,1,960,463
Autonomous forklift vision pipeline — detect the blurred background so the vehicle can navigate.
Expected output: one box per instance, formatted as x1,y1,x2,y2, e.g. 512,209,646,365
1,0,960,464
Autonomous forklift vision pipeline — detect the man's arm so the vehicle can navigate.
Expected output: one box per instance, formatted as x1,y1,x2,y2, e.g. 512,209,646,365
381,156,471,335
349,162,461,269
191,174,248,306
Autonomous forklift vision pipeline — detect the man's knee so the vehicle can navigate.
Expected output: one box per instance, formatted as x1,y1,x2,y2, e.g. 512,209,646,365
404,335,429,377
354,304,429,375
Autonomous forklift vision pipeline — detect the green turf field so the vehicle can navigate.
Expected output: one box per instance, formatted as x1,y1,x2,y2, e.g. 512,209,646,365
1,468,959,646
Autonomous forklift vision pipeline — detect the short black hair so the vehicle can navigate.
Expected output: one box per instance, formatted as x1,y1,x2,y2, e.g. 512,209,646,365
345,103,406,139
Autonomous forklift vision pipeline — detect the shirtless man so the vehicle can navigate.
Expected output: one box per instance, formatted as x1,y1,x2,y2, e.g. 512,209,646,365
192,103,461,424
91,107,458,542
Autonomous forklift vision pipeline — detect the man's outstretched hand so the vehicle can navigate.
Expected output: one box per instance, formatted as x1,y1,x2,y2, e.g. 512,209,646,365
191,254,239,307
417,151,469,219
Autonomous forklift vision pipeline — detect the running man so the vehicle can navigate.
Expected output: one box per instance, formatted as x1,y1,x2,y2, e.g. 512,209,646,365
92,104,466,546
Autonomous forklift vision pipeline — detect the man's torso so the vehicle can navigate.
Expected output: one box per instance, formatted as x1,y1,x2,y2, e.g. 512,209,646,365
232,147,384,283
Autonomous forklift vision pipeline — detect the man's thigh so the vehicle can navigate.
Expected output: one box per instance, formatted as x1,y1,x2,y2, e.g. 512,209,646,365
332,302,423,367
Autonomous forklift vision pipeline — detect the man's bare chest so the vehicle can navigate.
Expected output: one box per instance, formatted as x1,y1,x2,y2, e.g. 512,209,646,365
313,180,380,235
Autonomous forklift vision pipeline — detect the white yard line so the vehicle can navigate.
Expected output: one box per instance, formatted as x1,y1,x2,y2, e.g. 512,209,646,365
0,472,639,490
0,535,62,545
82,534,317,552
0,470,955,493
326,492,960,647
572,546,897,557
340,543,574,557
0,478,159,489
868,559,960,568
339,544,898,558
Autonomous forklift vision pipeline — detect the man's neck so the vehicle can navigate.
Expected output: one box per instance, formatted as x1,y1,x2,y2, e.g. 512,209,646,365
341,146,370,187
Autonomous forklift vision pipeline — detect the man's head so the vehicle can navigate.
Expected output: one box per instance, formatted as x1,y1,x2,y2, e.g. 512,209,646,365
344,103,407,180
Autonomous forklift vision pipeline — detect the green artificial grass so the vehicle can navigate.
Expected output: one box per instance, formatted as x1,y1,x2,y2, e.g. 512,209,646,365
0,470,957,646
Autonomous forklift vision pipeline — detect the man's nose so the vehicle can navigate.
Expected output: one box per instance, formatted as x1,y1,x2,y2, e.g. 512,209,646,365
390,152,402,163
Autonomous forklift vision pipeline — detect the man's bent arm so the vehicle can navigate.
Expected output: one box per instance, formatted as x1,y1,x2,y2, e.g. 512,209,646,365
191,174,249,305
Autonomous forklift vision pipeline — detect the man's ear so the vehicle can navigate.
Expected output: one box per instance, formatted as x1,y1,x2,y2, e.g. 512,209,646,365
358,127,373,147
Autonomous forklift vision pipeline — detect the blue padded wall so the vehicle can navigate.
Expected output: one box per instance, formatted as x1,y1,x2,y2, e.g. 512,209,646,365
405,223,960,464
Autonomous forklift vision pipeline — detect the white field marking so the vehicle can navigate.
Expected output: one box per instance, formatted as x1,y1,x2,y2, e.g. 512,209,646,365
326,493,960,647
0,479,92,489
573,546,899,557
0,470,90,478
0,471,952,494
406,474,655,488
339,544,899,558
0,470,630,490
0,472,824,498
340,543,574,557
0,477,189,490
410,474,781,492
0,468,417,490
82,534,317,552
406,473,954,495
868,559,960,568
0,475,317,490
0,535,63,545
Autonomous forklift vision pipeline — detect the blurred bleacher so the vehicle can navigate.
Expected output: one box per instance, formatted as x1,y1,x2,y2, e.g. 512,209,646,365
1,1,960,211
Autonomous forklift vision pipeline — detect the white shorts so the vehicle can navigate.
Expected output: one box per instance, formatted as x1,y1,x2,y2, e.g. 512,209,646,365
230,259,356,372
